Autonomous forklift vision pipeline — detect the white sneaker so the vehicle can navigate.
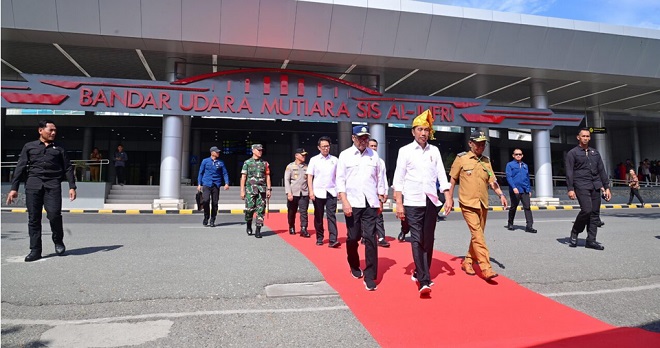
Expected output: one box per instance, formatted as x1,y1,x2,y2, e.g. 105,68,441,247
419,285,431,295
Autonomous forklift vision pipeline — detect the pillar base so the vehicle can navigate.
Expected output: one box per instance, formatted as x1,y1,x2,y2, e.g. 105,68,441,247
531,197,560,207
152,199,186,210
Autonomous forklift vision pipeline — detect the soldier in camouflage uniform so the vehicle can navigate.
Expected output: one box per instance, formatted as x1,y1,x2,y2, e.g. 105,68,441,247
240,144,272,238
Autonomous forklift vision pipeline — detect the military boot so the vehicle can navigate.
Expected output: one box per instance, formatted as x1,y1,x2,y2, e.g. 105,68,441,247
246,220,253,235
255,226,262,238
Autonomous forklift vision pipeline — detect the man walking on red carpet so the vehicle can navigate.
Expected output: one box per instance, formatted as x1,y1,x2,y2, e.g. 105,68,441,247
337,125,387,291
393,110,453,296
449,130,507,280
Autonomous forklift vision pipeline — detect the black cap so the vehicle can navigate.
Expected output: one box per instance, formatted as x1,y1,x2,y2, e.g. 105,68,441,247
295,148,308,155
470,130,488,142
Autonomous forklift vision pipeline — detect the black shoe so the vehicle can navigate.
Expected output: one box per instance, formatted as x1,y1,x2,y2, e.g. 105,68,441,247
585,241,604,250
316,240,323,246
203,218,209,226
246,222,253,236
289,227,296,235
209,219,215,227
506,223,514,231
300,229,310,238
525,227,537,233
596,221,605,227
255,226,262,238
378,238,390,247
569,232,578,247
364,278,377,291
397,231,407,242
360,238,366,245
328,241,341,248
54,243,66,255
25,250,42,262
350,268,363,279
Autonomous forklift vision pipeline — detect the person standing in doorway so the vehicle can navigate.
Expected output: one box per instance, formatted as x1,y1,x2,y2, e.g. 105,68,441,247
89,147,102,182
307,136,340,248
337,125,387,291
393,111,452,296
368,139,390,248
113,144,128,185
284,148,310,237
6,120,77,262
240,144,271,238
505,149,536,233
565,128,611,250
197,146,230,227
449,130,508,280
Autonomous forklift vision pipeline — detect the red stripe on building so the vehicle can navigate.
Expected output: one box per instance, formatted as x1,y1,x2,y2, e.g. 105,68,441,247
2,92,68,105
461,114,505,124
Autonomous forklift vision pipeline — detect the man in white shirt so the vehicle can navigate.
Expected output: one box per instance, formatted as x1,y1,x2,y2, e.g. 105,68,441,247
337,126,387,291
306,136,340,248
393,110,453,296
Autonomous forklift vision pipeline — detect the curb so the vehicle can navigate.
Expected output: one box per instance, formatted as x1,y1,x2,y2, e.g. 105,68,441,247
2,204,658,214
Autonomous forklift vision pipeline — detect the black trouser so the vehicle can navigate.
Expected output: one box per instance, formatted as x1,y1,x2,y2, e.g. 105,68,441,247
202,185,220,219
571,188,601,242
375,213,385,240
345,203,378,281
115,166,125,184
628,188,644,204
313,193,338,243
508,191,534,228
404,197,437,287
26,186,64,252
287,195,309,230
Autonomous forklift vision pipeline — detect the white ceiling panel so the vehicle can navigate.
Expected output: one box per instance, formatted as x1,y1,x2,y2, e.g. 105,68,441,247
56,0,101,35
453,18,493,64
510,25,547,68
256,0,296,49
12,0,58,31
482,22,521,66
393,12,432,59
425,16,463,61
220,0,259,46
292,1,332,52
182,0,221,44
587,34,623,74
537,28,574,70
1,0,14,28
327,5,368,54
361,8,400,56
141,0,182,41
99,0,142,39
563,31,599,72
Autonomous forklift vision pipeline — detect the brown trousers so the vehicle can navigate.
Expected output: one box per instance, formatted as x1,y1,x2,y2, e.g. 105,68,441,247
460,203,492,271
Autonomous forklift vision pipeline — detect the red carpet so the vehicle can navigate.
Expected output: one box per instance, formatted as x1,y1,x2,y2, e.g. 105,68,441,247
265,213,660,347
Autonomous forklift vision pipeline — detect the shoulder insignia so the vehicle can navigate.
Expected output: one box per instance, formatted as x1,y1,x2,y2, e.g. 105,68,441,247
457,151,467,157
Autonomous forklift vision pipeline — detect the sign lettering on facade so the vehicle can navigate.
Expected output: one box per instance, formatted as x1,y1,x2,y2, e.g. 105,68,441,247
1,69,584,130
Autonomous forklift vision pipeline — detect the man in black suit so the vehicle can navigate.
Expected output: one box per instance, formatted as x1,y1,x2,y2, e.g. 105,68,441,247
565,128,610,250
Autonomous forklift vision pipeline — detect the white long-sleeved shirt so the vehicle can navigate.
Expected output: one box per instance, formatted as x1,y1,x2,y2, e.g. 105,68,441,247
336,145,386,208
392,141,450,207
306,153,338,199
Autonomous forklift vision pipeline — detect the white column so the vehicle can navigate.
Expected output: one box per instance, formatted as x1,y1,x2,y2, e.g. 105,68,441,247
153,57,187,209
530,81,557,205
592,110,611,179
478,127,490,158
368,72,386,165
632,122,641,168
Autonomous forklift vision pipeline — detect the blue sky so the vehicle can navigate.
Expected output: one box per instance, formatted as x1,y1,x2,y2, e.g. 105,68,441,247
424,0,660,29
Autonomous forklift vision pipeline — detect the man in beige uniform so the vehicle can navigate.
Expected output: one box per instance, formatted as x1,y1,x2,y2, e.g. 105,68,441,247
285,148,310,237
448,130,508,280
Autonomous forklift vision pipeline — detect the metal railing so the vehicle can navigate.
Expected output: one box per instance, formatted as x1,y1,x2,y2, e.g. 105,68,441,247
1,159,110,182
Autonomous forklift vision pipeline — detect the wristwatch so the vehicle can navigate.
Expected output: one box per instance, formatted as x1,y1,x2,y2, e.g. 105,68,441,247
267,188,272,191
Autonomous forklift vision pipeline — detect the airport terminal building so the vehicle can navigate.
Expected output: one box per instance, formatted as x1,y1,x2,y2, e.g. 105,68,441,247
2,0,659,209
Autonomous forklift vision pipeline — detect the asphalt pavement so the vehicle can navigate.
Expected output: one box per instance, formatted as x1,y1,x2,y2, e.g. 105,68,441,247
1,208,659,347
